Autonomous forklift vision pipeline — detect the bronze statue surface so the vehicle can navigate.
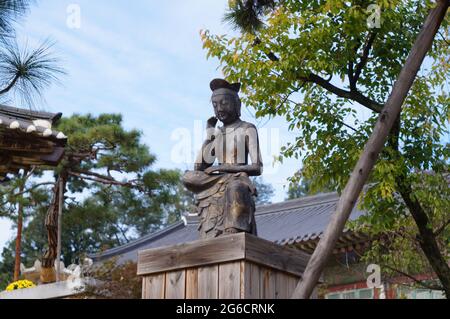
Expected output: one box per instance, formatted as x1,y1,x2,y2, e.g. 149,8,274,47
182,79,263,238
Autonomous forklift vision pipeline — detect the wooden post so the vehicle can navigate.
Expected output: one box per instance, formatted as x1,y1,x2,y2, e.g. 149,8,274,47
292,0,450,299
56,177,64,282
13,172,25,282
138,233,311,299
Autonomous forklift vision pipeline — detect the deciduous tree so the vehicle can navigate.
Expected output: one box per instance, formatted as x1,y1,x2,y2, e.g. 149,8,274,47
203,0,450,295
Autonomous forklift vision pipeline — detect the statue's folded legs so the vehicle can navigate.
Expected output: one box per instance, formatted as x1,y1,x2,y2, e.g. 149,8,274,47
224,178,257,235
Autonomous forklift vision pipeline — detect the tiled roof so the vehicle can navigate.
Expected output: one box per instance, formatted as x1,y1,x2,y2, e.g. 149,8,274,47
0,104,67,143
90,192,367,263
0,105,68,176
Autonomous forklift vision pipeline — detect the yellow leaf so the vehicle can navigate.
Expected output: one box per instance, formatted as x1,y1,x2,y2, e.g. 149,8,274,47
233,53,239,63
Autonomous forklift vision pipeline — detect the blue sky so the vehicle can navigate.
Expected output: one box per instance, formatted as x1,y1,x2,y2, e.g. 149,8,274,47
0,1,302,253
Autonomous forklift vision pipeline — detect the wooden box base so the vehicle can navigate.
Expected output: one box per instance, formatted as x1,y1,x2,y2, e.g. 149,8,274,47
137,232,310,299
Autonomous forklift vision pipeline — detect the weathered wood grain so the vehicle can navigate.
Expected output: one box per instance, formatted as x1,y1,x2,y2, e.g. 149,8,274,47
138,233,308,299
241,261,260,299
245,234,309,277
165,270,185,299
185,268,198,299
138,233,309,277
138,233,245,276
142,277,146,299
198,265,218,299
286,275,300,299
143,274,165,299
218,262,241,299
275,272,293,299
260,268,276,299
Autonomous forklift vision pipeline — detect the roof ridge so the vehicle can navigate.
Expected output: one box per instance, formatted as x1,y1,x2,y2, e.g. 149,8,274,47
255,192,339,215
0,104,62,122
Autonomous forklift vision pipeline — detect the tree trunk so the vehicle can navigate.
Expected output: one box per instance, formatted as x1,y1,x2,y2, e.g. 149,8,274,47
390,114,450,296
397,176,450,298
292,0,450,299
13,181,25,282
41,172,66,283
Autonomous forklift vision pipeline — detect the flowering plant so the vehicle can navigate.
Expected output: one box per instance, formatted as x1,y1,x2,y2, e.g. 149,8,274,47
6,280,36,291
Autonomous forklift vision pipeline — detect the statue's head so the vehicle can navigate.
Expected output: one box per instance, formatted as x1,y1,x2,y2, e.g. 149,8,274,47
210,79,241,125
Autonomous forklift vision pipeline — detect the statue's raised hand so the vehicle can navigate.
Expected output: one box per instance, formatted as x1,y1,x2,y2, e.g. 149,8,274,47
206,116,218,129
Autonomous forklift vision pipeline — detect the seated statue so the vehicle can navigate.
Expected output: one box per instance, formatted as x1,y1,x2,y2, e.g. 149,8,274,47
182,79,263,239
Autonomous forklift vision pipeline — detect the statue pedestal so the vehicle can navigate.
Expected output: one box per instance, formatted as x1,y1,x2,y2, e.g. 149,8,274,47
138,232,311,299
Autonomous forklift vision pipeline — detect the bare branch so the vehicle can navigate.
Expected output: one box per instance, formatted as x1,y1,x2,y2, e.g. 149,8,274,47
252,38,383,113
434,219,450,236
68,170,143,192
437,30,450,46
300,73,383,113
348,61,354,89
383,264,443,291
73,169,116,182
353,246,443,291
352,32,378,89
253,37,280,62
338,120,358,133
275,85,304,113
24,167,36,179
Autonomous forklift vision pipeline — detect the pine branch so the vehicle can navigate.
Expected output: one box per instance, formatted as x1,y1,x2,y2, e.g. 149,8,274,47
68,170,143,191
0,72,20,95
0,181,55,207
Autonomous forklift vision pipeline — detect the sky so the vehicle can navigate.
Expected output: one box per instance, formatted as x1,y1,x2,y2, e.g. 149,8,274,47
0,1,303,253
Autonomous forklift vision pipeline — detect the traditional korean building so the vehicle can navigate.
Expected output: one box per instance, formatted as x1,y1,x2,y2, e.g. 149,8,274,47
0,105,71,298
90,191,445,299
0,104,67,179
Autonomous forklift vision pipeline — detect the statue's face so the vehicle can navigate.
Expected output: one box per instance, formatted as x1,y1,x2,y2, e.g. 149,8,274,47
211,93,239,125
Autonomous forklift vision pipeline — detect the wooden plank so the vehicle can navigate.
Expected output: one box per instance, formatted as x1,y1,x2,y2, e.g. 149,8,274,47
241,261,260,299
142,277,146,299
245,234,310,277
138,233,246,276
260,267,276,299
286,275,300,298
198,265,218,299
185,268,198,299
143,274,165,299
218,262,241,299
275,272,292,299
40,147,66,164
165,270,185,299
